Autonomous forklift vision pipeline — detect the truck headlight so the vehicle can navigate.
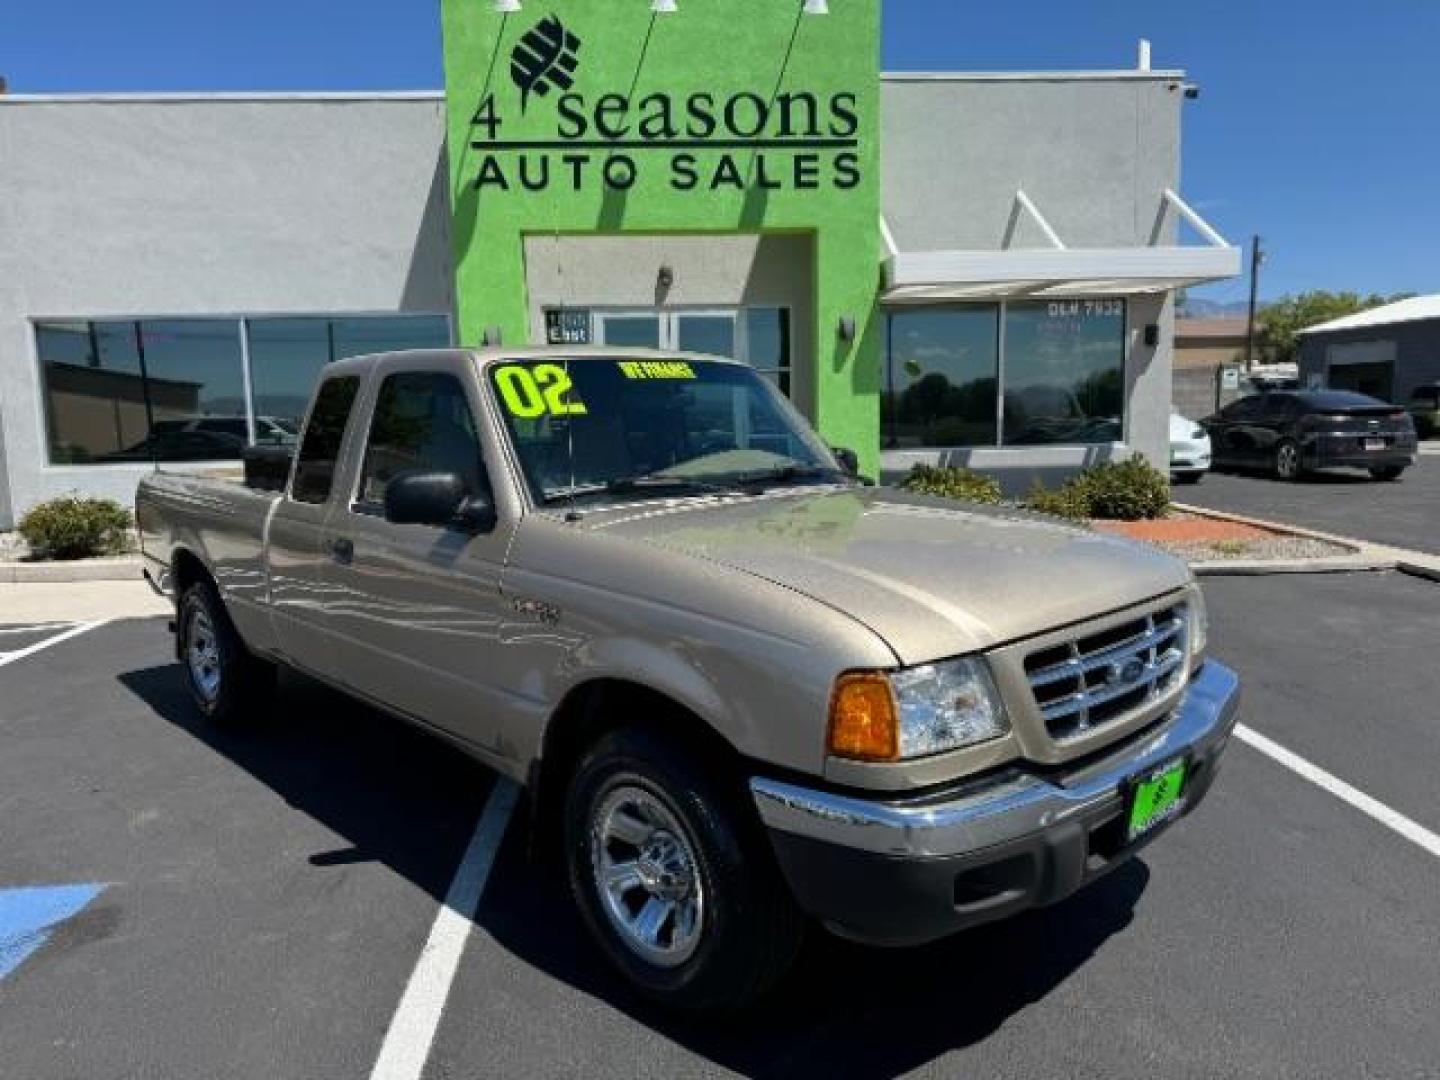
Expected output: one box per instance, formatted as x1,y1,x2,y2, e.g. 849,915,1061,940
1189,585,1209,661
829,658,1010,762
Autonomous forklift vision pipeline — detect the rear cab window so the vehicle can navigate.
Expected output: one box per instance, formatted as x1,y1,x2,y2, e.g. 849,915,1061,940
291,376,361,505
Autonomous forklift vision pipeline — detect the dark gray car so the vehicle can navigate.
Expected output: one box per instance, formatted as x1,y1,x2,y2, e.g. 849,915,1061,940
1202,390,1418,481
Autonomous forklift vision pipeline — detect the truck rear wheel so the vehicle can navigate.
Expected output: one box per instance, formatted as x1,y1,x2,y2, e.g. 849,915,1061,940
178,581,275,725
564,726,803,1012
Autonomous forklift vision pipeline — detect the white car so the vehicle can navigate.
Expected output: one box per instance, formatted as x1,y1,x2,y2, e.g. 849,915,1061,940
1170,410,1212,484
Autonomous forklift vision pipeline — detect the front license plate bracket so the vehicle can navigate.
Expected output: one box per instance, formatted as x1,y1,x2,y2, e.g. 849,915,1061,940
1124,757,1189,842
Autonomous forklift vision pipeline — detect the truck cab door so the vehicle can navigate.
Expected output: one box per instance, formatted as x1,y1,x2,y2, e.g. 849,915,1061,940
267,373,365,671
317,364,517,755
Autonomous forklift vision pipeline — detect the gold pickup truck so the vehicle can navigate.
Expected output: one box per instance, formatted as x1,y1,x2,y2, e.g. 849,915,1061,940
137,348,1240,1010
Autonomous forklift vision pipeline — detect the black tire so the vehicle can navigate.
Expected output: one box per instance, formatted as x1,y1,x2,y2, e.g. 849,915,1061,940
1369,466,1405,481
177,581,276,725
564,726,803,1012
1173,472,1203,486
1273,439,1303,481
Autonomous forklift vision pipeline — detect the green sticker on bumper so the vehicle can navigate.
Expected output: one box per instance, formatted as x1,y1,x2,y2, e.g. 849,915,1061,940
1127,758,1188,840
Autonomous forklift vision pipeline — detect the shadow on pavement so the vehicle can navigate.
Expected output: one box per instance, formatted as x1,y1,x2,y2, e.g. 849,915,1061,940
119,659,1147,1078
117,662,494,907
480,818,1149,1078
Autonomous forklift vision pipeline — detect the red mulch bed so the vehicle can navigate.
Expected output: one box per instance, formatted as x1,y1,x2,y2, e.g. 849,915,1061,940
1093,517,1276,543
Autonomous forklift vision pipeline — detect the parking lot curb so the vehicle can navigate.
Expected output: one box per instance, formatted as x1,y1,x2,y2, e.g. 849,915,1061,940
1174,503,1440,582
0,558,142,584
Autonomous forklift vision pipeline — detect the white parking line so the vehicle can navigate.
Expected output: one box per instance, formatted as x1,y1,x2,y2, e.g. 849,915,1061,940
0,621,109,668
369,777,521,1080
1236,723,1440,860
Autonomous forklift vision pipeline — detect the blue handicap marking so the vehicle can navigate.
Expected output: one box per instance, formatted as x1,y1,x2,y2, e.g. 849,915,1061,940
0,884,106,981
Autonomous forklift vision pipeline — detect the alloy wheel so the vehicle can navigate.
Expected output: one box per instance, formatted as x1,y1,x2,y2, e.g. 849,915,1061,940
589,785,706,968
186,607,222,704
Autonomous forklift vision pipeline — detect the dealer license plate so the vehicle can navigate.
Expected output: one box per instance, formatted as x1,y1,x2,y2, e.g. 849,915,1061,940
1126,758,1188,841
1364,438,1386,451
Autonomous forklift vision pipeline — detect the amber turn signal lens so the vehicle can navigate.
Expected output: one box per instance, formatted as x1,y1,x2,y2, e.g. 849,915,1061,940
828,672,900,762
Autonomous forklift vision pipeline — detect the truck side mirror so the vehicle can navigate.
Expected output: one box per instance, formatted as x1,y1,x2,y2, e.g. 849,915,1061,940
832,447,861,477
385,470,495,532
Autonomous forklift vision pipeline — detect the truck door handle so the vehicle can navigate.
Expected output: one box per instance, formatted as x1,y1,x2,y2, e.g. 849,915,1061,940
329,537,354,565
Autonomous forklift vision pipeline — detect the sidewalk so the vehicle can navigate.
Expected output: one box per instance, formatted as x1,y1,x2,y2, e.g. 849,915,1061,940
0,579,170,625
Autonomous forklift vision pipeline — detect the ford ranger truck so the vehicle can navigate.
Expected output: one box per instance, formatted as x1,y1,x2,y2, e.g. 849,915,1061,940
137,348,1240,1011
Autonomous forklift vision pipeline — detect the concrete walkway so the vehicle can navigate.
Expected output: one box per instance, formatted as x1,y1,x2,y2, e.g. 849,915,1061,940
0,580,170,625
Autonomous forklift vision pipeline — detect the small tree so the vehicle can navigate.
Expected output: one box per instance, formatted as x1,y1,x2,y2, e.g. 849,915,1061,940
1260,291,1414,365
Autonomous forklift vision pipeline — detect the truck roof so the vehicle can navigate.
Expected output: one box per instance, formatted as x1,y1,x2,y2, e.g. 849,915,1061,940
320,346,748,377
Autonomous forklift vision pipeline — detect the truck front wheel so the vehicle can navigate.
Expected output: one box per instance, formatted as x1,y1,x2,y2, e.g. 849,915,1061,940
178,581,275,725
564,727,803,1011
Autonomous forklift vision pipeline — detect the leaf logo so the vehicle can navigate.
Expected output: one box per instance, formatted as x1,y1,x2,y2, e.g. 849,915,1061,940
511,15,581,114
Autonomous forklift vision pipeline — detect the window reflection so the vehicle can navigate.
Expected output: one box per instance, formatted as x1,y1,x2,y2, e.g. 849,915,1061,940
39,322,148,464
1003,301,1125,446
37,314,452,464
110,320,249,462
884,308,1000,447
883,301,1126,449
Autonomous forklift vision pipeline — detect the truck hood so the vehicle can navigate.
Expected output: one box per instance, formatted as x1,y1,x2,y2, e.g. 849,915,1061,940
582,488,1191,665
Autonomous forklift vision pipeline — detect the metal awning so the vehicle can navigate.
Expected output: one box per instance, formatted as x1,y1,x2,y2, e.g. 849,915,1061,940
881,189,1241,303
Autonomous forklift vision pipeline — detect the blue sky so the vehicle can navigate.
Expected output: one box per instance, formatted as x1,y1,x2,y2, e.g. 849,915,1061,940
5,0,1438,302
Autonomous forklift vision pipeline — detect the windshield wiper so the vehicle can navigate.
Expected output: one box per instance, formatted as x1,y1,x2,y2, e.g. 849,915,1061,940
542,474,749,506
732,464,853,489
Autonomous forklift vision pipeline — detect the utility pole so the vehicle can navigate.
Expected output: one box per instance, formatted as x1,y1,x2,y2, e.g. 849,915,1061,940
1243,234,1265,372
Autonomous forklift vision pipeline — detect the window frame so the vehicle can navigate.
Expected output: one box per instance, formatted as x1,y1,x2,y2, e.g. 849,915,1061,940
349,370,494,524
31,312,454,467
290,374,363,506
883,298,1130,451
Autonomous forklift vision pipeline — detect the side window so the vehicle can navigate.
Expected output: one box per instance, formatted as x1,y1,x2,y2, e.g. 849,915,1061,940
358,373,491,509
291,376,361,505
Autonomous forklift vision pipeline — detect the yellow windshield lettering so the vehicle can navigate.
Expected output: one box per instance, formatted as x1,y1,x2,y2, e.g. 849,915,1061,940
495,364,587,418
618,360,696,380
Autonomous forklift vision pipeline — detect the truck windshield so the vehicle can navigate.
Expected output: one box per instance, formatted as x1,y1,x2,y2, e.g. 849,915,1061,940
486,357,846,506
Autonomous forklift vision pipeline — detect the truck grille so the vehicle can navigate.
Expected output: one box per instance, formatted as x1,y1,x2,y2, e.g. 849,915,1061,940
1023,603,1189,742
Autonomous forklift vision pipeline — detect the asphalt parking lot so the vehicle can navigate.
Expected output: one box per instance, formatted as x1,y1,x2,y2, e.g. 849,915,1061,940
1182,453,1440,556
3,573,1439,1079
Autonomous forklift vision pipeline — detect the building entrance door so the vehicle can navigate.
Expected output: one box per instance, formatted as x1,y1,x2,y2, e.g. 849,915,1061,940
590,308,792,400
594,310,738,357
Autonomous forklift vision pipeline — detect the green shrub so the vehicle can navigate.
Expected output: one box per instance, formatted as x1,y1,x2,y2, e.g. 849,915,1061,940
1024,481,1090,521
18,496,133,560
900,464,1003,504
1024,456,1171,522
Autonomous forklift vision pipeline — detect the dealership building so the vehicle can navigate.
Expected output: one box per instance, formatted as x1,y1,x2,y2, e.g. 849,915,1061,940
0,1,1239,528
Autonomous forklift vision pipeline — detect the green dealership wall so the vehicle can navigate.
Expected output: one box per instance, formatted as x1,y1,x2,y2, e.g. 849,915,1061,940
441,0,883,470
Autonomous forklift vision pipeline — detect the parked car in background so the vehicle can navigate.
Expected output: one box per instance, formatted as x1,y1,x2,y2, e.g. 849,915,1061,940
1406,383,1440,439
1202,390,1417,482
1169,411,1211,484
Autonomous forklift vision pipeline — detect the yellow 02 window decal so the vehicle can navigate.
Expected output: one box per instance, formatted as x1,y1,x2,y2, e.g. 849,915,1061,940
494,364,588,418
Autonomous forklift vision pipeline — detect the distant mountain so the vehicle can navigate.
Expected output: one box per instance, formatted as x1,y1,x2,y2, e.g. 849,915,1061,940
1177,298,1253,319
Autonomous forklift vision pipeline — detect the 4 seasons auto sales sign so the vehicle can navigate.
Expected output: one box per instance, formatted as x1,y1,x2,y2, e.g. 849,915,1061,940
466,13,864,195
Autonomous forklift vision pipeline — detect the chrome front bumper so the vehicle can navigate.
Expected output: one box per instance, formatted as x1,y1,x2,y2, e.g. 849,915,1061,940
751,660,1239,945
751,660,1240,859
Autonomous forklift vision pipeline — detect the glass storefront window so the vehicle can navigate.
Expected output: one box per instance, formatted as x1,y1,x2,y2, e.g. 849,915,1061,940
246,319,331,442
885,307,1000,448
1003,300,1125,446
883,300,1127,449
129,320,248,462
36,314,452,464
745,308,792,397
37,322,148,464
